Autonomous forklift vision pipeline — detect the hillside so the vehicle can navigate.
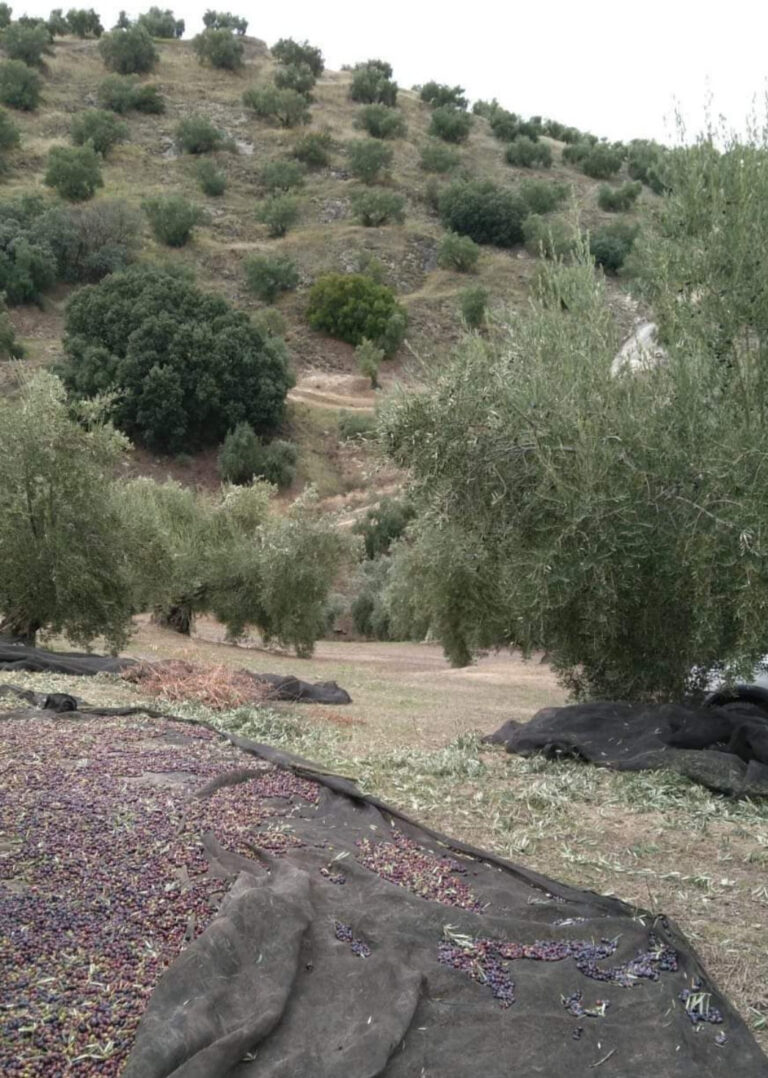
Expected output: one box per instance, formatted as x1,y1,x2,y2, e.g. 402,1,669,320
0,30,650,504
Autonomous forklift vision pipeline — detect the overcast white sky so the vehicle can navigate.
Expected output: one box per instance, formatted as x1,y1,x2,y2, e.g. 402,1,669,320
19,0,768,142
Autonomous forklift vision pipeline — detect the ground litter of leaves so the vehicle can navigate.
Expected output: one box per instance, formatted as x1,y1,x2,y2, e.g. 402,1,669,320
0,714,319,1077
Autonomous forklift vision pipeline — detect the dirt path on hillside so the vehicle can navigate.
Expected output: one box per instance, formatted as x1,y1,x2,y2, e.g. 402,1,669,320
126,617,566,752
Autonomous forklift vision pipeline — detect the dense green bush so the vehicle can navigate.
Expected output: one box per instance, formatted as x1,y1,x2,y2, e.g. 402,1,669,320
472,98,500,120
97,74,164,113
176,113,224,153
257,194,300,237
0,60,41,109
350,187,405,226
243,85,311,127
598,180,642,212
437,231,480,271
70,109,128,156
419,81,467,110
271,37,324,76
99,26,157,73
489,108,520,141
419,140,460,173
349,60,397,106
519,177,568,214
0,201,56,302
196,158,226,195
627,138,668,192
60,264,292,452
137,7,184,37
143,194,200,247
589,219,638,272
0,5,11,29
339,410,376,441
47,9,70,36
522,213,580,259
346,138,392,183
307,272,407,355
505,136,552,168
260,158,304,192
192,27,243,69
202,10,247,34
354,496,416,558
44,143,102,201
40,198,141,281
3,21,51,65
577,142,625,179
244,252,299,301
354,103,406,139
0,297,22,357
429,105,472,143
292,130,332,168
438,180,527,247
0,104,19,164
273,62,316,97
218,422,297,488
460,284,488,328
66,8,103,36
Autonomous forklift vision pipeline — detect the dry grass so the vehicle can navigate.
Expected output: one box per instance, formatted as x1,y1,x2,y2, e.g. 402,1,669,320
121,658,267,709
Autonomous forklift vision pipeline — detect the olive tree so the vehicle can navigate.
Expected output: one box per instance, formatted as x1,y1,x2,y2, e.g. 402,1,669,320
0,372,135,648
381,164,768,701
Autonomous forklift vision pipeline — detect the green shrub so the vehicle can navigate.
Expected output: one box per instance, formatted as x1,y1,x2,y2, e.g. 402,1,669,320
355,103,406,139
97,73,164,113
44,143,102,201
70,109,128,156
271,38,324,77
346,138,392,183
439,179,527,247
143,195,201,247
250,307,286,338
260,158,304,192
137,7,184,37
349,60,397,106
218,422,296,487
578,142,625,179
99,26,158,73
627,138,668,192
589,220,638,272
0,297,22,357
460,284,488,328
356,337,385,388
242,84,311,127
505,136,552,168
489,108,520,141
307,272,407,355
202,10,247,34
292,130,332,168
192,27,243,69
38,198,141,282
429,105,472,143
66,8,103,36
257,194,300,237
196,158,226,196
47,9,70,36
350,187,405,226
273,62,316,97
350,557,394,640
419,141,460,173
561,140,592,166
437,231,480,271
0,5,11,29
176,113,224,154
0,201,57,302
354,496,415,558
419,81,467,110
519,177,568,214
0,59,41,109
3,21,51,65
472,98,500,120
339,410,376,441
0,105,19,153
598,180,642,212
244,253,299,301
59,264,293,452
522,213,580,259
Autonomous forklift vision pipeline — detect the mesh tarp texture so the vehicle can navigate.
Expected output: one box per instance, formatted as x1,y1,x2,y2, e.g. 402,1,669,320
2,701,766,1077
485,692,768,798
